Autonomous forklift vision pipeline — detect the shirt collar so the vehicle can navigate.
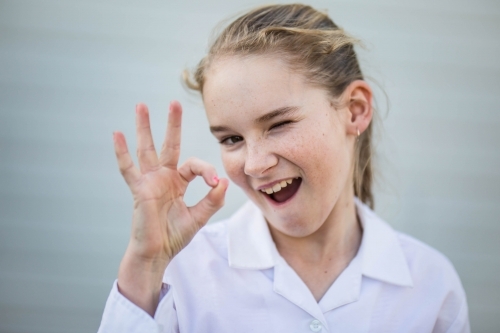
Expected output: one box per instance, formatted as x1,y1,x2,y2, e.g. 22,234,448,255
226,198,413,287
355,197,413,287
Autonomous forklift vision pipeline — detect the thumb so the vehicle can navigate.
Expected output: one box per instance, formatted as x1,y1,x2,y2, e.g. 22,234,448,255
189,178,228,228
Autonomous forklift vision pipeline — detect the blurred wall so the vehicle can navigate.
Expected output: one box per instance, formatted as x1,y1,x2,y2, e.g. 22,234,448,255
0,0,499,332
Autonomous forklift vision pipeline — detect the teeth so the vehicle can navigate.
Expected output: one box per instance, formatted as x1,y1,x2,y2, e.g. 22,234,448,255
260,178,296,194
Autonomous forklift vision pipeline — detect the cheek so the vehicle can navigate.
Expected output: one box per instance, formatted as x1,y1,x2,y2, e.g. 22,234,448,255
221,151,246,187
290,124,348,184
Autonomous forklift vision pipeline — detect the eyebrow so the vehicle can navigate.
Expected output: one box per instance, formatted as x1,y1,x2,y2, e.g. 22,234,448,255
255,106,300,124
209,106,300,134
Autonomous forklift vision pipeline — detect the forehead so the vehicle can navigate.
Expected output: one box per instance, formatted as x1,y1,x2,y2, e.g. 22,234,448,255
202,55,311,123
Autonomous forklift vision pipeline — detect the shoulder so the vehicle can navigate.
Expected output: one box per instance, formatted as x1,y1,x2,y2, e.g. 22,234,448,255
398,231,470,331
396,231,464,294
395,231,469,331
357,198,465,297
357,198,469,329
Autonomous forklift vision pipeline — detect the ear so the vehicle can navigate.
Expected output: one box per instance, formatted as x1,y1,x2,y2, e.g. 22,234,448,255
343,80,373,137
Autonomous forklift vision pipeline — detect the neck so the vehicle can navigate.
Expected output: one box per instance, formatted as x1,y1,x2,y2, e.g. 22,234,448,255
269,188,362,265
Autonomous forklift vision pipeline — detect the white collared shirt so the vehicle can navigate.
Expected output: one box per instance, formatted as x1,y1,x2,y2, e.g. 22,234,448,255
98,199,470,333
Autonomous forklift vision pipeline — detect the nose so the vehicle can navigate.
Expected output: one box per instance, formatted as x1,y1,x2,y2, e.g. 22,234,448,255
244,141,278,178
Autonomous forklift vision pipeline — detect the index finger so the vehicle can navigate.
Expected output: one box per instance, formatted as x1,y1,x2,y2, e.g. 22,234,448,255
159,100,182,169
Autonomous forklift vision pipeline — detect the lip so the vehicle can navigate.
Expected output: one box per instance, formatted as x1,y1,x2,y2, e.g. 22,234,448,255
261,178,302,207
256,177,299,191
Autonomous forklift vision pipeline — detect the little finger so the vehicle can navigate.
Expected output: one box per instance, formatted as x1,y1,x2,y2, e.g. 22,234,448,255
113,132,141,188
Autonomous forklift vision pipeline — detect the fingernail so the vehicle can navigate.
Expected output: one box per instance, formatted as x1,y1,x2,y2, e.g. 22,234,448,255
213,176,219,184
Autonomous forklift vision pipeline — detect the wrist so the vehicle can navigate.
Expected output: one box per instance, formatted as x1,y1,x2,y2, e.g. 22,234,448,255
117,248,170,316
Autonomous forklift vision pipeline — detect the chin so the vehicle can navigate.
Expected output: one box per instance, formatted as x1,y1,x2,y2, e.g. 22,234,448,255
265,209,323,238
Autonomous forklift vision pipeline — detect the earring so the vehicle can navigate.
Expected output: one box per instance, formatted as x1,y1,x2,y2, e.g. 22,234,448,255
357,128,360,137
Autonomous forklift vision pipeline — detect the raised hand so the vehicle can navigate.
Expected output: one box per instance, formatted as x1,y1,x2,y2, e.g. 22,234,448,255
113,102,228,315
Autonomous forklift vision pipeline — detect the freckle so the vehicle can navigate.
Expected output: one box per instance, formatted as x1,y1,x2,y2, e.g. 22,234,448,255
324,271,327,273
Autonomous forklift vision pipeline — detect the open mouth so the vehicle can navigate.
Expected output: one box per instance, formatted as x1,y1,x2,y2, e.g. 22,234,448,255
260,177,302,204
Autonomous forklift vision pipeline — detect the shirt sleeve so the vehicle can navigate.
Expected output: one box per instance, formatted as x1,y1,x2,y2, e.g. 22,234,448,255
97,280,179,333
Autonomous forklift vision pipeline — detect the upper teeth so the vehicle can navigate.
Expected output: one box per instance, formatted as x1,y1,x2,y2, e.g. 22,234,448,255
260,178,295,194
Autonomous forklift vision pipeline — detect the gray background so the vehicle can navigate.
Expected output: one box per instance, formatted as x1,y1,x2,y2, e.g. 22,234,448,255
1,0,499,332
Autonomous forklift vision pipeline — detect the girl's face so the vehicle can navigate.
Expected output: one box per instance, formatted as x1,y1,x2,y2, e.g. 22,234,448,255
203,55,356,238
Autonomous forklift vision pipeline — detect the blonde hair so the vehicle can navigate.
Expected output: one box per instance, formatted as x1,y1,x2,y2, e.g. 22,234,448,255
184,4,374,208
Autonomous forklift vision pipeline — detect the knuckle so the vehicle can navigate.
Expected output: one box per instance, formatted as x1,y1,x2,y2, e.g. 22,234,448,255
218,197,225,207
218,199,225,209
168,143,181,151
119,162,134,174
184,157,199,169
178,158,192,169
137,145,156,156
145,144,156,151
206,200,216,209
208,198,222,210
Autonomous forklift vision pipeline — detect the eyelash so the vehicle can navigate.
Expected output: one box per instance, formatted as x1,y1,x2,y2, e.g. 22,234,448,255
219,120,294,146
270,120,293,130
219,136,243,145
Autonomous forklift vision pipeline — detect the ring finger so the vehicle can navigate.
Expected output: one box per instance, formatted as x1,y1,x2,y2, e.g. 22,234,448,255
135,103,159,173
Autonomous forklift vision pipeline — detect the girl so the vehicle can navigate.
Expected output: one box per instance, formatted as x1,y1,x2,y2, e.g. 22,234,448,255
98,4,469,332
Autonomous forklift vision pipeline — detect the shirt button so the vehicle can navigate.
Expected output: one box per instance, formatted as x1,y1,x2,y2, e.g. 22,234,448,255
309,319,322,332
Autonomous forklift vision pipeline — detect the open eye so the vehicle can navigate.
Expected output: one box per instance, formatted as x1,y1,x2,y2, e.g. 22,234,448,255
220,136,244,146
